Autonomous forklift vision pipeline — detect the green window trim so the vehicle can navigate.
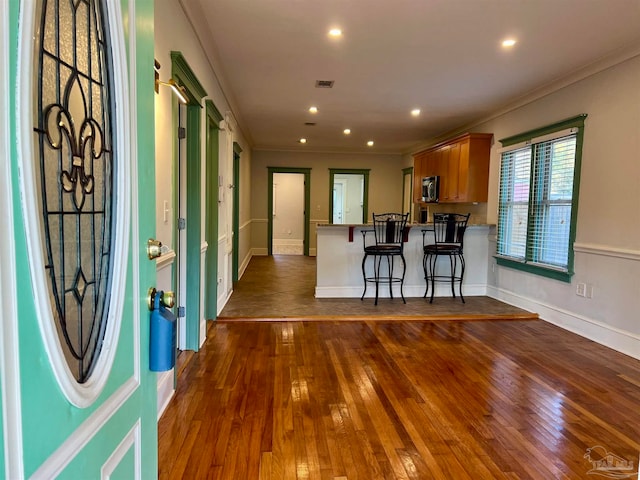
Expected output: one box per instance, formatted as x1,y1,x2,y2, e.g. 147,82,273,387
497,114,587,282
328,168,370,224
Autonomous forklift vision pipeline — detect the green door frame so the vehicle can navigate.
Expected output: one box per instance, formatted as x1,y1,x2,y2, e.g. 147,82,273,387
171,51,207,350
328,168,370,223
402,166,413,219
232,143,242,283
267,167,311,256
205,100,223,319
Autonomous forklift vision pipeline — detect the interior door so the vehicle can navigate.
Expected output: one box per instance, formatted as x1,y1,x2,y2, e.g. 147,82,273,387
333,181,345,224
4,1,157,477
177,103,188,350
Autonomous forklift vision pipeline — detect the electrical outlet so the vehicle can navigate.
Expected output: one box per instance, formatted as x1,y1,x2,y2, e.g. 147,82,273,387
585,284,593,299
576,282,586,297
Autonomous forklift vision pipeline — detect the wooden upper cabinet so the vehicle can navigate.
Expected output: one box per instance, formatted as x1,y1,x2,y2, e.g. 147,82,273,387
412,133,493,204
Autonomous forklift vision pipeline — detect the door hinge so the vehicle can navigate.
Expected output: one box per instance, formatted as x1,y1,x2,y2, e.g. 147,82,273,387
177,306,186,318
178,127,186,139
178,217,186,230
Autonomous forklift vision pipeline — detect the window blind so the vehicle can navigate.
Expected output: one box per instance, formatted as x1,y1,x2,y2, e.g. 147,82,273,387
529,135,576,268
497,133,577,271
497,147,531,260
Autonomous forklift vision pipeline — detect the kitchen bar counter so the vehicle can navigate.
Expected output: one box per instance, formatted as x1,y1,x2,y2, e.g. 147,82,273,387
315,223,493,299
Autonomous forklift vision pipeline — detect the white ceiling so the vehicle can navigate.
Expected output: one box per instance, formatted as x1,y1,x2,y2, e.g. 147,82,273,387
181,0,640,154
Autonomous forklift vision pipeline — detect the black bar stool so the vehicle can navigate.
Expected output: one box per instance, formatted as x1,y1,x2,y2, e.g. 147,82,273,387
361,212,409,305
422,213,470,303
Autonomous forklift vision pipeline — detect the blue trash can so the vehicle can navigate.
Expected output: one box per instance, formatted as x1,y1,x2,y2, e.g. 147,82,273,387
149,290,177,372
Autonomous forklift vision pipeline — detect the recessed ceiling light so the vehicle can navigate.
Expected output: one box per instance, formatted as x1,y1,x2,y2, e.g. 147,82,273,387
308,106,318,114
343,128,351,135
299,138,307,144
502,38,517,48
367,140,374,147
411,109,421,117
328,28,342,37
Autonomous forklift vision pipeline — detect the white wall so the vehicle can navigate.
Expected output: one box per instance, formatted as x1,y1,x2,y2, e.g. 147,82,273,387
477,54,640,359
273,173,305,241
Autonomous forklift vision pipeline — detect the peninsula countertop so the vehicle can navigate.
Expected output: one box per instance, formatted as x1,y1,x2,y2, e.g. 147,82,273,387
315,223,493,299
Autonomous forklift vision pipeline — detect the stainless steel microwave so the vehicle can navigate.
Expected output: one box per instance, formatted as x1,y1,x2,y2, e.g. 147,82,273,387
422,176,440,203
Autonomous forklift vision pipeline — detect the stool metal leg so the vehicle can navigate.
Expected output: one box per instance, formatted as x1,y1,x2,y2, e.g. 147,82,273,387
388,255,394,300
429,253,437,303
458,253,466,303
361,253,368,301
449,254,457,298
422,253,429,298
374,255,382,305
399,253,406,304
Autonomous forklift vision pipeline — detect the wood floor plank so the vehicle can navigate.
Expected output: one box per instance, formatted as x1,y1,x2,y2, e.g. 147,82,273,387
158,320,640,479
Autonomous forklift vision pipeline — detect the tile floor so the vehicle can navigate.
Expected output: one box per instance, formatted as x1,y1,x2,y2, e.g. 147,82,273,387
218,255,536,320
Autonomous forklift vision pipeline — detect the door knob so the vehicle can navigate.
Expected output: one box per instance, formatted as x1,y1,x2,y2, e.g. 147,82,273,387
147,288,176,310
147,238,163,260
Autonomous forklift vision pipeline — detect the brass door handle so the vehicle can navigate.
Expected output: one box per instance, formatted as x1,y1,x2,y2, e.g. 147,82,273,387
147,238,163,260
147,288,176,310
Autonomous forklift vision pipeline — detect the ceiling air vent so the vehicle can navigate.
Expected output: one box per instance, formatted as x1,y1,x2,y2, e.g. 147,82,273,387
315,80,334,88
304,122,316,126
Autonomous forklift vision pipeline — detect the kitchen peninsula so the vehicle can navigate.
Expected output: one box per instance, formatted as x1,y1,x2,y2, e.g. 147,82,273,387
315,223,492,299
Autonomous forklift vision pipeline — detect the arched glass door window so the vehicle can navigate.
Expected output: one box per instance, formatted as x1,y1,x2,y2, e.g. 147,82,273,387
32,0,116,383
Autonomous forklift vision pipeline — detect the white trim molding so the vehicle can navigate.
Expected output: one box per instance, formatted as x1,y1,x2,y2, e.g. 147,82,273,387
316,283,488,299
156,370,175,420
101,420,141,479
487,286,640,361
156,249,176,271
574,242,640,261
1,0,24,475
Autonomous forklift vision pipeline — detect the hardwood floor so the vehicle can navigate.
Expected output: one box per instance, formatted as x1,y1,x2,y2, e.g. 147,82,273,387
158,319,640,479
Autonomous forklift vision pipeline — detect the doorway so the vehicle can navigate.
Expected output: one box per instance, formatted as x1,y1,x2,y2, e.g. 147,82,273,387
171,52,207,352
329,168,370,223
272,173,305,255
267,167,311,256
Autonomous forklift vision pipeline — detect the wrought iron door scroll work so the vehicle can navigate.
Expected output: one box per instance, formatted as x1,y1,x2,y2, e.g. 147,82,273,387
33,0,114,383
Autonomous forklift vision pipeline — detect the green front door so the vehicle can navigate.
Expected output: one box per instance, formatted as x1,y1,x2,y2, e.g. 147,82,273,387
2,1,157,478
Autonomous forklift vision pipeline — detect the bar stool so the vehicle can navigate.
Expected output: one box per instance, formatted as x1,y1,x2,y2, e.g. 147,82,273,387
361,212,409,305
422,213,470,303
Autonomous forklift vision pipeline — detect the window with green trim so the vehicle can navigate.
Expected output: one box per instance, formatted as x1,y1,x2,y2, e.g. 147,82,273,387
497,114,586,281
